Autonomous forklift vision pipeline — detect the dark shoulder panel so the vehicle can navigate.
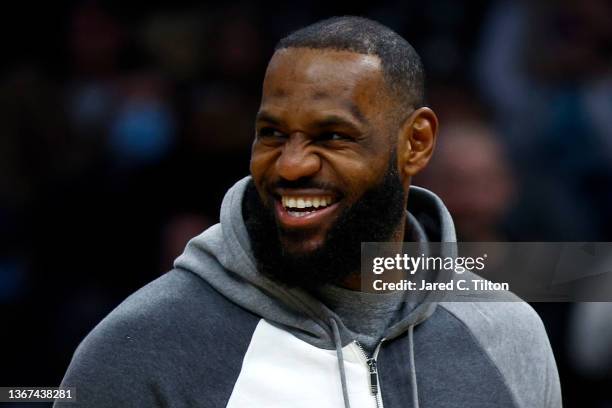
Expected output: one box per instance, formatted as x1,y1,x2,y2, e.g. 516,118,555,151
56,269,260,408
378,306,517,408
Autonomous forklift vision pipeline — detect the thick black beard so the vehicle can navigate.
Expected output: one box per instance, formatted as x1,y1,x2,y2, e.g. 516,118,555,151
243,156,405,290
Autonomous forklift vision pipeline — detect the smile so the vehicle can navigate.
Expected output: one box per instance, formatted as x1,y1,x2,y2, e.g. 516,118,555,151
274,193,340,228
281,195,335,217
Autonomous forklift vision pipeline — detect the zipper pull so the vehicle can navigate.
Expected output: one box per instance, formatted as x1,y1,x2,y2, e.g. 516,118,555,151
366,357,378,396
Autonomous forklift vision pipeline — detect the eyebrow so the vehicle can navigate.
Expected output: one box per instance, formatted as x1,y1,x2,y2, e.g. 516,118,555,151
312,115,363,133
255,111,365,134
310,91,367,125
255,111,281,125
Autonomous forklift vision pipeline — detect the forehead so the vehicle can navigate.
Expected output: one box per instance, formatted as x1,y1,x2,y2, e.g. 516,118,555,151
261,48,386,114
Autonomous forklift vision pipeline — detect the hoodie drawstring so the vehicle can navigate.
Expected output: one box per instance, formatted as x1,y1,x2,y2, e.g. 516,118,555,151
408,324,420,408
330,318,352,408
330,318,419,408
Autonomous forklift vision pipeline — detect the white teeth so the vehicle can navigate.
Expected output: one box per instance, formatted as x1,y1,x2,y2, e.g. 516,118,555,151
281,195,334,209
288,210,313,217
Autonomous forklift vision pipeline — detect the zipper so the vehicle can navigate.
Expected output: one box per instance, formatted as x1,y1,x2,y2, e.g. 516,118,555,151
354,339,385,408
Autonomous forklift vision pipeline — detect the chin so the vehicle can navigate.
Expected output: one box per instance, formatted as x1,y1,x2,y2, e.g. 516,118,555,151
280,237,325,256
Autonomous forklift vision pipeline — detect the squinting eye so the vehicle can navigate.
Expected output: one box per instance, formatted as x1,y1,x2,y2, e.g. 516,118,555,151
258,127,286,139
320,132,348,141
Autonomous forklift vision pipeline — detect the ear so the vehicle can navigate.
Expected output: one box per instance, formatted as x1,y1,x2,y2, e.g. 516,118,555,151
397,107,438,187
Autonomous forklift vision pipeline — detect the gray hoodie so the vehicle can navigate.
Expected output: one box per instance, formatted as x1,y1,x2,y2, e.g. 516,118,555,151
56,176,562,408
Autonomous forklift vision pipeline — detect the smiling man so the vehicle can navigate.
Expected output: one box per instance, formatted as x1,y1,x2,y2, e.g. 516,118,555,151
246,44,424,290
57,17,561,408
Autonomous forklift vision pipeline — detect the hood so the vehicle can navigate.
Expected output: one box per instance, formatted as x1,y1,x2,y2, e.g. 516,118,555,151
174,175,457,349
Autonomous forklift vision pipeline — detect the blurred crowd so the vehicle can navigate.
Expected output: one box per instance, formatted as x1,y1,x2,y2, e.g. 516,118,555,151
1,1,611,407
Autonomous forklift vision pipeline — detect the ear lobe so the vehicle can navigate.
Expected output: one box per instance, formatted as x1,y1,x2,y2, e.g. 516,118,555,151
397,107,438,179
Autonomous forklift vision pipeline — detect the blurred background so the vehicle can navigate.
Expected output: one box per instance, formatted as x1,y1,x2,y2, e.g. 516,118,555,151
1,0,611,406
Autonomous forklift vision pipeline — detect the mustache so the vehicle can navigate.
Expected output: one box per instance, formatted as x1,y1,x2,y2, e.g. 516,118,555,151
269,178,342,194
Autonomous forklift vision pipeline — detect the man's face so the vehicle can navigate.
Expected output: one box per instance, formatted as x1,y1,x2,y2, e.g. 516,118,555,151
250,48,399,256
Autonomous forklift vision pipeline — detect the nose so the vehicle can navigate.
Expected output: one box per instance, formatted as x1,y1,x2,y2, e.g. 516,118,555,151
275,134,321,181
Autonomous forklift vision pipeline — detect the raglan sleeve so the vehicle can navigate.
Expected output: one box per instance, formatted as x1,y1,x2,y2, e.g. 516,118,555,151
54,314,162,408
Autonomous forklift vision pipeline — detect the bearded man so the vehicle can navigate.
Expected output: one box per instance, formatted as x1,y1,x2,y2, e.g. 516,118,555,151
57,16,561,408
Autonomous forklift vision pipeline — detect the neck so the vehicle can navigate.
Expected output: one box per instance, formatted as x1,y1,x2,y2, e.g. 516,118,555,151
340,212,408,291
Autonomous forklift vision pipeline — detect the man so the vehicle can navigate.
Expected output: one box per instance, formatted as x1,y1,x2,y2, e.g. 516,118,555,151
57,17,561,407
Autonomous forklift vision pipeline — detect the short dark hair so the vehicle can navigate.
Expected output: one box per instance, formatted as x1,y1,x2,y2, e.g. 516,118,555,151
275,16,425,115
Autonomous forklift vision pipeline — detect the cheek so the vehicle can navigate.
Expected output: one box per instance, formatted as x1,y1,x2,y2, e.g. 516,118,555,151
327,155,389,199
250,146,279,184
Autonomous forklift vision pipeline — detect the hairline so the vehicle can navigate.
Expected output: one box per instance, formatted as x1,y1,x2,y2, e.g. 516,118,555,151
272,45,414,127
